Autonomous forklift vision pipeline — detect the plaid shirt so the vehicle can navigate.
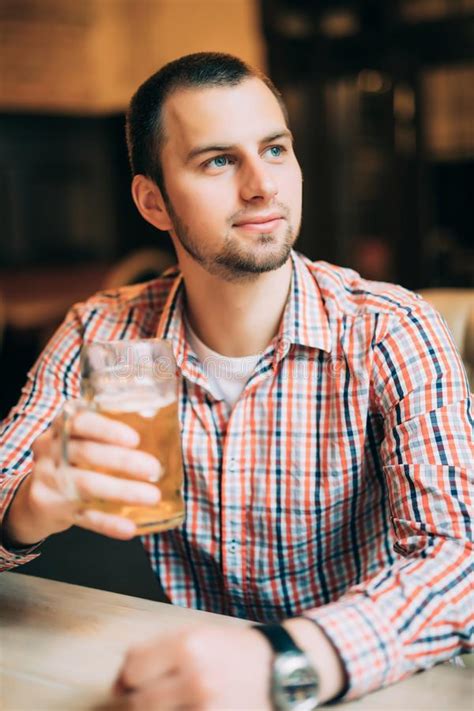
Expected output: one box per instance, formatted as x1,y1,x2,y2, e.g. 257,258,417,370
1,251,473,699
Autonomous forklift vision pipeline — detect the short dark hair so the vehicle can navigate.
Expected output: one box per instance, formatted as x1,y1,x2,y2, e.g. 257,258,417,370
125,52,288,191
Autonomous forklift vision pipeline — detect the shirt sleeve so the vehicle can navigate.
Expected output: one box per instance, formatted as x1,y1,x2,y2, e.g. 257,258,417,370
303,300,473,699
0,307,83,570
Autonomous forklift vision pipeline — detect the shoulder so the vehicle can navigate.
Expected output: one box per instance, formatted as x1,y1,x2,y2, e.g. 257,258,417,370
70,267,180,339
300,255,430,321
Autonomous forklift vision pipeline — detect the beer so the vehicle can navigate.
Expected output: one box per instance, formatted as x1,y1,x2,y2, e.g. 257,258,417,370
89,390,185,533
72,339,184,534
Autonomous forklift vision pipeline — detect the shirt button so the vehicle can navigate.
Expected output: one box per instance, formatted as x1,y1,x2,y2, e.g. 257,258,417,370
229,540,237,553
228,459,236,472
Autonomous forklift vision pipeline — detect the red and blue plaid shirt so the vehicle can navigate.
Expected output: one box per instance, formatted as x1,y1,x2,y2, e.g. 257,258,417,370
1,251,473,698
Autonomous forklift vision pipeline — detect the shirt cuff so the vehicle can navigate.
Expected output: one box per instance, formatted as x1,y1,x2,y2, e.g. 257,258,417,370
0,471,43,569
0,540,42,569
304,594,407,700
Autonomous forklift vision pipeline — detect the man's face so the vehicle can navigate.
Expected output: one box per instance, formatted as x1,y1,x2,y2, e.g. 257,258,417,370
158,77,303,281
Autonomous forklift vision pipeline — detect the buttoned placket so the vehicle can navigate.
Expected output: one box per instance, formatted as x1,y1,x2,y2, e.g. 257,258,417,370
178,353,247,615
217,341,287,617
180,336,281,616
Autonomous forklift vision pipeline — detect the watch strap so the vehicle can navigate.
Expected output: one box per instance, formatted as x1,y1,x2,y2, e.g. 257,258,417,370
252,623,303,655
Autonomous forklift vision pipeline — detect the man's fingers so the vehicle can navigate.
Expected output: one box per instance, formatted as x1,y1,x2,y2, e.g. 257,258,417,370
50,406,139,447
118,633,181,691
123,673,200,711
73,468,161,506
67,409,140,447
67,440,161,482
113,668,178,697
74,509,137,539
63,439,161,482
44,436,162,481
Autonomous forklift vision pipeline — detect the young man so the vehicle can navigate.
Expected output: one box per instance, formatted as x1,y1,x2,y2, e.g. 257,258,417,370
1,53,472,710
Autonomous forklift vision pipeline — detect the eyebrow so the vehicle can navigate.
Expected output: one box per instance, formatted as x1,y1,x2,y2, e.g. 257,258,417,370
185,129,294,164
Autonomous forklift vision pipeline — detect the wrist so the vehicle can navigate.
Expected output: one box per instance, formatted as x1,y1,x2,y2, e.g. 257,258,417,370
4,473,57,547
253,622,320,710
283,618,346,704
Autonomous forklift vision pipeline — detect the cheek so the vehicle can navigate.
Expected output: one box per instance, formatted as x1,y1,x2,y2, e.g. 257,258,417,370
281,166,303,207
169,186,226,237
169,182,198,212
171,175,219,209
175,179,233,222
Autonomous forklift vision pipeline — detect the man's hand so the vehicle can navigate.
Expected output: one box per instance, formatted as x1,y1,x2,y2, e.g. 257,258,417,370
4,402,162,546
113,619,346,710
113,625,273,710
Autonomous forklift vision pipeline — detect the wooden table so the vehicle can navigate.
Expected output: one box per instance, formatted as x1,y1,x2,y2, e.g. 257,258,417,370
1,573,472,710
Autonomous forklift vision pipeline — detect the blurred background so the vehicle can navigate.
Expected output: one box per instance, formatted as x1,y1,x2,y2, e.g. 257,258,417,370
1,0,472,598
1,0,473,419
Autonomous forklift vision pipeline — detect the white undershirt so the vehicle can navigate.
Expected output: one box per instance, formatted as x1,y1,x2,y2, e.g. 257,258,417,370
185,319,261,408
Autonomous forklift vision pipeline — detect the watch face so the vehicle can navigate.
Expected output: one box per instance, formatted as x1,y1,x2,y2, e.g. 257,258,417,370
272,652,320,711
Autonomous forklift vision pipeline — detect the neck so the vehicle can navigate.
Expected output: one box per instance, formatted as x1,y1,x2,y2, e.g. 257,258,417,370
180,257,293,357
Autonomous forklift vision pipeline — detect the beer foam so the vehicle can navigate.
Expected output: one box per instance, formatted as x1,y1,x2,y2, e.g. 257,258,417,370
94,389,175,416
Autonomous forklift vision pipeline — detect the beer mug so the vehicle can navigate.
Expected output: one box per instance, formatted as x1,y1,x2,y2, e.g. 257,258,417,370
65,339,185,534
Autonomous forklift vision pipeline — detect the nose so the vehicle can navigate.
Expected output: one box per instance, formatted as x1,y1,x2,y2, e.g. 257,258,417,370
239,157,278,203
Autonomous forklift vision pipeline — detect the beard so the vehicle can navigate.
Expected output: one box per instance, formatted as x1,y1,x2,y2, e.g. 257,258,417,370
164,195,299,283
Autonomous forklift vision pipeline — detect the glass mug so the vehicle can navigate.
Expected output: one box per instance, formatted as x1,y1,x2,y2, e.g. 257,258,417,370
63,339,185,534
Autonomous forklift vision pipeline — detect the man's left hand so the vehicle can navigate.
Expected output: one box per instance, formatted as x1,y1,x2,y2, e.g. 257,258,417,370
113,625,273,710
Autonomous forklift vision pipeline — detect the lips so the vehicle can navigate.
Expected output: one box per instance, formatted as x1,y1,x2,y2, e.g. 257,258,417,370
233,213,284,227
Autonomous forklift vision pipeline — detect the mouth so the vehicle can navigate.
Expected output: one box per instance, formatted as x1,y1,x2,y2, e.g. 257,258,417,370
233,214,285,233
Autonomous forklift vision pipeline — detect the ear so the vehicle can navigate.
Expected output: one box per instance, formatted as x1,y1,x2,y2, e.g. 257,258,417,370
131,175,173,231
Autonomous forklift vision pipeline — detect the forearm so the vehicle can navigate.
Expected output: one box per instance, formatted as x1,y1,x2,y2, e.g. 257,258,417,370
283,617,346,704
301,534,472,700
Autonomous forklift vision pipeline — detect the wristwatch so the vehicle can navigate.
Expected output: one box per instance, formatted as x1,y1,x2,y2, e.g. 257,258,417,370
252,623,320,711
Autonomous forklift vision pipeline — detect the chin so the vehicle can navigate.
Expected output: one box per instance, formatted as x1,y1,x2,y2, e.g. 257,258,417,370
217,242,293,276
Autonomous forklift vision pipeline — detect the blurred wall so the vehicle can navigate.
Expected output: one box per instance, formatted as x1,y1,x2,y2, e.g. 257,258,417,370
1,0,266,114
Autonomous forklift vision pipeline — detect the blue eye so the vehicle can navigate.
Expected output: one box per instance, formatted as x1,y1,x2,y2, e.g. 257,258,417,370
265,145,286,159
209,155,229,168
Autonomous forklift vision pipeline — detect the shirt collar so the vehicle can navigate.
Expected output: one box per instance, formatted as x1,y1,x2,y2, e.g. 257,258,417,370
156,250,332,371
155,269,190,372
277,250,332,354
